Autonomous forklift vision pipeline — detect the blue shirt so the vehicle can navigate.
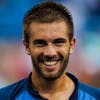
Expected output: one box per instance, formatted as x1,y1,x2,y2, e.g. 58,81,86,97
0,73,100,100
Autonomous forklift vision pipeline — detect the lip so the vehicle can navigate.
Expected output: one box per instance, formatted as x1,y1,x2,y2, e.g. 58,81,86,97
40,60,60,70
43,60,58,66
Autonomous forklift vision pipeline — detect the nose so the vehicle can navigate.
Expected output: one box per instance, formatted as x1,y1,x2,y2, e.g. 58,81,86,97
43,44,57,57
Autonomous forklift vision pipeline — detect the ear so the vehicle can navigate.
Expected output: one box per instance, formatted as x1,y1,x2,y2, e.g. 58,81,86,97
23,40,31,55
69,37,76,54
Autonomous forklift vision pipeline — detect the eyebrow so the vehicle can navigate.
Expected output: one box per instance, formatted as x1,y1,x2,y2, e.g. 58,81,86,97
32,38,67,45
32,39,47,44
53,38,67,43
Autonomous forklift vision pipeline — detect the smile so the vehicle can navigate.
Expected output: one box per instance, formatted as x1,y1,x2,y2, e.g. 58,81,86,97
43,60,58,66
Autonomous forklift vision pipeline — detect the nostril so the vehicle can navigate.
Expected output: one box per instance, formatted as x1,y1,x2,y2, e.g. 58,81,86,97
38,54,57,62
41,55,55,61
44,56,54,60
42,55,61,61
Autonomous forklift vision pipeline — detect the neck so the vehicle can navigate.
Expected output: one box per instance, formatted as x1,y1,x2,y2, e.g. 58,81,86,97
31,70,74,94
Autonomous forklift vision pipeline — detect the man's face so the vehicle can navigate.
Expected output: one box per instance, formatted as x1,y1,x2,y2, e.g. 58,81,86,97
24,21,75,80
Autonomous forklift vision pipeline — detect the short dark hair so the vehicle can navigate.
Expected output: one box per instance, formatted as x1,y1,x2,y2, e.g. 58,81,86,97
23,1,74,43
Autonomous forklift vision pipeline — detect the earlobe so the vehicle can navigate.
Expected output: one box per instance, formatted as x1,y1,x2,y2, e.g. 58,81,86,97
23,40,31,55
70,48,73,54
26,50,31,55
70,37,76,54
25,46,31,55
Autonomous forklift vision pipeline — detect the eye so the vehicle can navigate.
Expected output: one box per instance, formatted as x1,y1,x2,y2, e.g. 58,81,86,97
53,38,66,46
33,40,47,47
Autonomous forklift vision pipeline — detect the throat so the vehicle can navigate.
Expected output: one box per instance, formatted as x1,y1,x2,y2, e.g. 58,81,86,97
31,71,75,97
39,76,75,100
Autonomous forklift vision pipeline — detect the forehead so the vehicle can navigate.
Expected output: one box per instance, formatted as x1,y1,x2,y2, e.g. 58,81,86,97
29,21,69,40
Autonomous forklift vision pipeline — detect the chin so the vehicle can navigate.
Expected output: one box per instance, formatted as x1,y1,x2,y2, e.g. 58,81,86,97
40,71,63,81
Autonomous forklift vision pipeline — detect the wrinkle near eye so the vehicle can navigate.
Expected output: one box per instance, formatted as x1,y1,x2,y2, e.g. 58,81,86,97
53,38,67,45
32,38,67,47
33,39,47,47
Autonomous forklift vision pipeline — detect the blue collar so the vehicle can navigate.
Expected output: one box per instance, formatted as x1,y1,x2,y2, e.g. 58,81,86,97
26,73,79,100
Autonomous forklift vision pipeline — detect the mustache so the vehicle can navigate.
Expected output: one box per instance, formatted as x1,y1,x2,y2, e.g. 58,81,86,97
38,53,64,61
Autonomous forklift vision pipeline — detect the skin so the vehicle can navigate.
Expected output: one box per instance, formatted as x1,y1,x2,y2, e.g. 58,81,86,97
23,21,76,100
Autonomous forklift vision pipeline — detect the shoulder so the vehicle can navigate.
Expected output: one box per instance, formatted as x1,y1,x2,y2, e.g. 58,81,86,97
0,78,27,100
78,82,100,100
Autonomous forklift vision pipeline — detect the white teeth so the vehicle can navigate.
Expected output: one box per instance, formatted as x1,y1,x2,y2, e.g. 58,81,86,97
43,61,58,66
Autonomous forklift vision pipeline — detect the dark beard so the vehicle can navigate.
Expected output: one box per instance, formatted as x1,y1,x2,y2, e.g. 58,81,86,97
31,53,70,81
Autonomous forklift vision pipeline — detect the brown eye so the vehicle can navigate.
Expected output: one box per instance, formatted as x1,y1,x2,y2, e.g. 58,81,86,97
53,38,66,46
33,39,47,47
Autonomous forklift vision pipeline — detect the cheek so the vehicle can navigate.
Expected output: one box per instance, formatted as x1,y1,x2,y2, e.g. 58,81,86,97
30,48,43,57
57,47,69,55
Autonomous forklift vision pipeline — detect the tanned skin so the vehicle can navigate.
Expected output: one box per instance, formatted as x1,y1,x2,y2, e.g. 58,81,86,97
24,21,76,100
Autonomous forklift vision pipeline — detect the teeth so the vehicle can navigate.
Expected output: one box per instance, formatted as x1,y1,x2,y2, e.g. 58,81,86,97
43,61,58,66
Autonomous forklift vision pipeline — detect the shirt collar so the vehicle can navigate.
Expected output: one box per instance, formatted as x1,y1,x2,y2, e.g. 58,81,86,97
66,73,79,100
26,72,79,100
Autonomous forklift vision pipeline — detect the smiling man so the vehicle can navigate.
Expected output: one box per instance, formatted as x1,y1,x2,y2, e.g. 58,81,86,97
0,1,100,100
27,21,74,81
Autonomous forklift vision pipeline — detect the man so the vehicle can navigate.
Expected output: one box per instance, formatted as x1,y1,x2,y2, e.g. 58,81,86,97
0,1,100,100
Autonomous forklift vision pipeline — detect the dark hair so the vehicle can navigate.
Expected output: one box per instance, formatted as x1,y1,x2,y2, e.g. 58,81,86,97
23,1,74,43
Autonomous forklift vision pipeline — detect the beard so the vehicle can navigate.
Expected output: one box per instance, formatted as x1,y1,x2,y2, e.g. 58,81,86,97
31,52,70,81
